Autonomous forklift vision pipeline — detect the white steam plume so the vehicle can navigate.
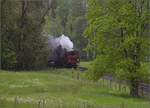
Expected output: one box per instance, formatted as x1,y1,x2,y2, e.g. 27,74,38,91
48,34,73,51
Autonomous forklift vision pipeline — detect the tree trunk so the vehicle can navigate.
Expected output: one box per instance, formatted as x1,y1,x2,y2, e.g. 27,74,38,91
130,79,139,97
16,0,27,70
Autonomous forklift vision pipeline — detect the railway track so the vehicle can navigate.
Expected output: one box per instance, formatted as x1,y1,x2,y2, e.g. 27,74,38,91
78,66,88,71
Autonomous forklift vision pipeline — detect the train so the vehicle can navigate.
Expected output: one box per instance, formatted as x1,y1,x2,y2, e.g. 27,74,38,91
48,45,80,68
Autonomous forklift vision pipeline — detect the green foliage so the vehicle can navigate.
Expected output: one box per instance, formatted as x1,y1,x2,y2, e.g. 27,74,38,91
85,0,150,96
48,0,71,36
71,16,87,50
86,55,115,81
46,0,88,59
1,48,17,69
1,0,51,70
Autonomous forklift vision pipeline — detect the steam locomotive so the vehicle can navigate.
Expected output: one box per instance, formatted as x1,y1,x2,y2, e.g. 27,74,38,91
48,45,80,68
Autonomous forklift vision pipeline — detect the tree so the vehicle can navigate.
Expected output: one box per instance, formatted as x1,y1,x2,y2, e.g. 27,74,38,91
1,0,52,70
46,0,89,60
1,0,19,69
69,16,88,58
48,0,70,36
66,0,88,59
85,0,150,97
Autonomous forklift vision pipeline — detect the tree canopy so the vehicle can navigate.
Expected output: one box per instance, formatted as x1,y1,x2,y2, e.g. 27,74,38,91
85,0,150,97
1,0,52,70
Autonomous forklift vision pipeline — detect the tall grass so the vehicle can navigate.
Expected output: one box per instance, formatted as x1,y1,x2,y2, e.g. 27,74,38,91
0,97,150,108
0,68,150,108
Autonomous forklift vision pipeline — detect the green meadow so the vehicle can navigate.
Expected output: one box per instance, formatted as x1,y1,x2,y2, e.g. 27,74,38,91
0,63,150,108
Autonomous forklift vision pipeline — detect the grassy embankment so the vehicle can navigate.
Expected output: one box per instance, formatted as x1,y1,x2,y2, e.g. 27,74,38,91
0,62,150,108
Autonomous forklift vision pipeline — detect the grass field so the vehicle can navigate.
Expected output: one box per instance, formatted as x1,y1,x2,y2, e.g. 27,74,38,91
0,62,150,108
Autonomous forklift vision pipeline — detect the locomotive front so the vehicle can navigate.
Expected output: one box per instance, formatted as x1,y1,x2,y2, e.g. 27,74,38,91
48,35,80,68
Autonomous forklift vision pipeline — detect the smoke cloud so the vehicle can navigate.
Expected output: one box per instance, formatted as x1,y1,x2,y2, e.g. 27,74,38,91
48,34,74,51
